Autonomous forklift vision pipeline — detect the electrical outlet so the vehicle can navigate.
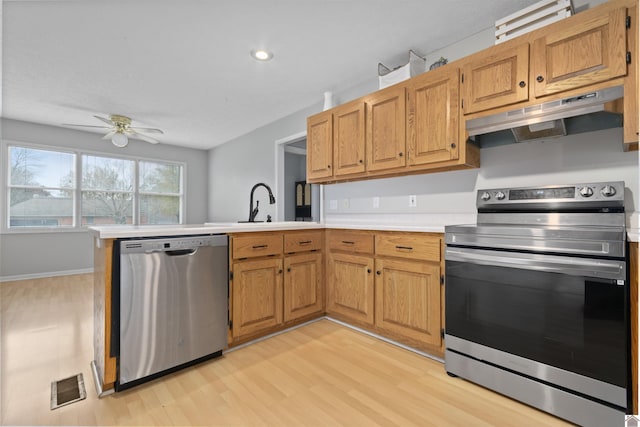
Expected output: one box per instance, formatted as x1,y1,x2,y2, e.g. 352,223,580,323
373,197,380,208
329,199,338,210
409,195,417,207
342,198,350,209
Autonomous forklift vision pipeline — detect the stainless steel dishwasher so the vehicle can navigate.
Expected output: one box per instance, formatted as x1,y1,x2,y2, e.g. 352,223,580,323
117,234,228,390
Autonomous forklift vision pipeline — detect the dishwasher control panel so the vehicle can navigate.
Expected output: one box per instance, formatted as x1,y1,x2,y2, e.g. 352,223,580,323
120,235,227,254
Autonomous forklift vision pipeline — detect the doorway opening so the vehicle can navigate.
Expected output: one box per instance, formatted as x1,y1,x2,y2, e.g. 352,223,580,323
275,132,321,222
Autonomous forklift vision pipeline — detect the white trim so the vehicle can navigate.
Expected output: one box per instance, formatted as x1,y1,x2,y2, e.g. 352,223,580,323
324,317,445,363
283,145,307,156
0,268,93,283
224,316,444,364
274,131,306,222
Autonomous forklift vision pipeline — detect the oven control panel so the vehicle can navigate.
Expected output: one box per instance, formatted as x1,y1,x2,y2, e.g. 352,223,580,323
476,181,625,209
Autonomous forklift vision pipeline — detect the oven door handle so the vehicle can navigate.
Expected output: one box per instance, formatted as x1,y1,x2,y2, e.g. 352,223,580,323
445,247,626,280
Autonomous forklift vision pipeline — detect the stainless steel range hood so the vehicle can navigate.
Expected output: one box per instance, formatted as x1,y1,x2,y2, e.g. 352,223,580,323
466,86,624,146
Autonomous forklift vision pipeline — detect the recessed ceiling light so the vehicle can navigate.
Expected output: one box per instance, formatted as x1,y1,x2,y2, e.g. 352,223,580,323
251,49,273,61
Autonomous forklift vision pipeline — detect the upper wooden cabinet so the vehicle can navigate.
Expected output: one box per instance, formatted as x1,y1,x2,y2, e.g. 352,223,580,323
531,7,627,97
462,5,631,115
407,67,460,165
307,111,333,181
366,85,406,172
461,43,530,114
333,100,366,176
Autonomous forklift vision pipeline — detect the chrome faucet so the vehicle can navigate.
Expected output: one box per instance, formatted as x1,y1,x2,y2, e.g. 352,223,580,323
248,183,275,222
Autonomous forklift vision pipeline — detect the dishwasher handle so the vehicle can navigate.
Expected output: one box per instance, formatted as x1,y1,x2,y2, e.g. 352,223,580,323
165,248,197,256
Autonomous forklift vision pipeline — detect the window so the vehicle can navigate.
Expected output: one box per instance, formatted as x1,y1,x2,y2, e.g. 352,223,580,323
8,146,76,228
4,143,184,230
81,155,134,225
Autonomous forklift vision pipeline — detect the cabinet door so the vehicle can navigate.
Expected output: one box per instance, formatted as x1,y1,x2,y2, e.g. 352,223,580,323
366,86,406,171
333,100,366,176
407,67,460,165
232,258,283,339
462,43,529,114
307,111,333,181
532,7,627,97
284,252,323,322
327,252,374,325
375,258,441,347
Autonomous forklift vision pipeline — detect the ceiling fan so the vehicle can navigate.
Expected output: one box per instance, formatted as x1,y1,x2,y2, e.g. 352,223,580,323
63,114,164,147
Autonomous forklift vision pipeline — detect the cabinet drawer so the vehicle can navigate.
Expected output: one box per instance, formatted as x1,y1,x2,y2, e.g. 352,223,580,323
232,233,283,259
375,233,441,262
327,230,374,254
284,231,323,253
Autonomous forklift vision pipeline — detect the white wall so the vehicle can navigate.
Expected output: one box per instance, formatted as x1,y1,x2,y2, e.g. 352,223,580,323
0,118,209,279
324,128,638,227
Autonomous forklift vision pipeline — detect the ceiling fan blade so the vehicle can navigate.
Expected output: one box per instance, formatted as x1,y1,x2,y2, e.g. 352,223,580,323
93,115,115,125
62,123,112,129
129,126,164,135
132,132,160,144
102,130,116,140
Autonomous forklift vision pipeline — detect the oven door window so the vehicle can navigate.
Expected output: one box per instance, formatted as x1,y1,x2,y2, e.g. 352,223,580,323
445,260,627,387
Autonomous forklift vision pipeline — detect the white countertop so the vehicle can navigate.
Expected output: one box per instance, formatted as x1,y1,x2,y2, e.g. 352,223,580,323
88,220,640,241
88,221,324,239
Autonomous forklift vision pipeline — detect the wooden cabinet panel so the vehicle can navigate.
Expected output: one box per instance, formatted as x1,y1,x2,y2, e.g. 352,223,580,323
307,111,333,181
327,252,375,325
407,67,460,165
333,100,366,176
375,258,442,347
462,43,529,114
532,7,627,97
233,233,283,259
284,252,323,322
232,258,283,338
375,233,441,262
284,231,323,253
366,86,406,171
326,230,374,254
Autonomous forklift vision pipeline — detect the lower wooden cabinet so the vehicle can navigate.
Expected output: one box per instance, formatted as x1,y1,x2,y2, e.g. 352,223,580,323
284,252,323,322
374,257,442,348
326,252,375,325
231,257,283,339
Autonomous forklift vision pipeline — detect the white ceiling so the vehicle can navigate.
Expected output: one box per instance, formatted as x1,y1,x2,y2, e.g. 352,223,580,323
3,0,544,150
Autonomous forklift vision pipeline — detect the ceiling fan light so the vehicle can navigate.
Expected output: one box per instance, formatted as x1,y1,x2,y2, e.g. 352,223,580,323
112,132,128,147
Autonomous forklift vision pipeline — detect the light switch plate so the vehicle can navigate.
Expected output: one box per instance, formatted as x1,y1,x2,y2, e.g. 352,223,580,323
342,198,350,209
373,197,380,208
329,199,338,210
409,195,417,207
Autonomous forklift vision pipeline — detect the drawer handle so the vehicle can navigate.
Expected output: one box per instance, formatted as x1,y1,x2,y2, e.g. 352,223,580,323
252,244,268,249
341,240,355,245
298,240,312,245
395,245,413,251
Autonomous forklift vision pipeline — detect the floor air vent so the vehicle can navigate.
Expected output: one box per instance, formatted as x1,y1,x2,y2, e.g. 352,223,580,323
50,373,86,410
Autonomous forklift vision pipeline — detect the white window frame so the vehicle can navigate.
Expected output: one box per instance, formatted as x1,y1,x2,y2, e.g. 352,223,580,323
1,139,186,233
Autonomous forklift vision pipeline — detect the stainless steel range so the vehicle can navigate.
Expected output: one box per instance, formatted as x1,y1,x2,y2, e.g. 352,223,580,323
444,181,629,427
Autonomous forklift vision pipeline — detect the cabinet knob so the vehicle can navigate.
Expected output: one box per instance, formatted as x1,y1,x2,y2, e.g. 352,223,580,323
536,75,544,83
328,164,331,169
398,152,403,157
287,267,291,272
359,159,363,163
376,271,381,275
278,269,283,274
519,81,526,88
367,268,371,274
450,143,456,149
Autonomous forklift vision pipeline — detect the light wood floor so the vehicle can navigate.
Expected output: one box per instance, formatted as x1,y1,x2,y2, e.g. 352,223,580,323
0,274,573,426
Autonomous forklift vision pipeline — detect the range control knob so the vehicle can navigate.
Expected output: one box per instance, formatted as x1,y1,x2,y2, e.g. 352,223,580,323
495,191,506,200
579,186,594,198
601,185,617,197
480,191,491,201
